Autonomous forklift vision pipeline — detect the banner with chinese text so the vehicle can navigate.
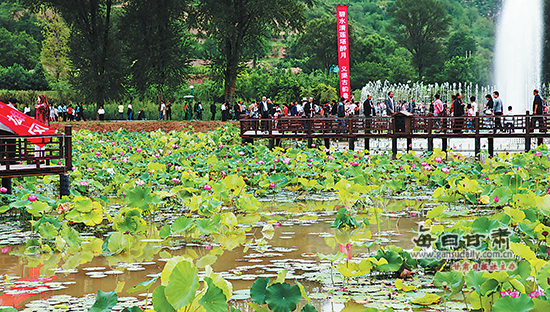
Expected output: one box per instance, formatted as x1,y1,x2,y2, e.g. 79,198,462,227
337,6,350,101
0,102,56,146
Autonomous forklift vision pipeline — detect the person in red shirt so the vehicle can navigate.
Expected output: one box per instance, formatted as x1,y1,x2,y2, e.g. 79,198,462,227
282,104,289,117
35,94,49,125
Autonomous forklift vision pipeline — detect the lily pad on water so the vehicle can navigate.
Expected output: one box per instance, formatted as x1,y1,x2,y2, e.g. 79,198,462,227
265,283,302,312
89,290,118,312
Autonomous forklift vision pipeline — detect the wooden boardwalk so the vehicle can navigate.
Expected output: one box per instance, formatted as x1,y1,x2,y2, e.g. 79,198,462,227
0,125,72,194
240,113,550,157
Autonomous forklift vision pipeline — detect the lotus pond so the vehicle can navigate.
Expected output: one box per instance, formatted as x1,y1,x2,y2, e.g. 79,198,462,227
1,124,550,312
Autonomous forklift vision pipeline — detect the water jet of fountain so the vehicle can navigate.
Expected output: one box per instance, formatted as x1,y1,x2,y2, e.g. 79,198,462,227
494,0,544,114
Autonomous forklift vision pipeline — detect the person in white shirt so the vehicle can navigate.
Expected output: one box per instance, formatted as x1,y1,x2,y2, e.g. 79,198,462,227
98,106,105,121
127,103,133,120
50,106,57,122
470,96,480,116
505,106,514,133
160,102,166,120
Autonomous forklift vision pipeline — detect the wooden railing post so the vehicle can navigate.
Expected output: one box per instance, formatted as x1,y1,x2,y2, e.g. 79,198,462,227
525,111,531,152
475,112,481,157
64,125,72,171
427,116,433,152
488,138,494,157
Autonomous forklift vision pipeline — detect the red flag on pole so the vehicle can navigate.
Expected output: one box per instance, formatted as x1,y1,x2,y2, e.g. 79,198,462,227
337,6,351,101
0,102,56,146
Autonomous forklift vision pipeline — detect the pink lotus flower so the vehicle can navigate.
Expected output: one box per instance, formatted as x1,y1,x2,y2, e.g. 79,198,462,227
494,196,499,203
175,165,182,171
269,182,276,188
423,165,432,171
411,164,416,169
323,148,330,153
254,172,260,176
172,144,179,149
364,155,370,160
136,148,142,153
0,187,7,194
350,161,359,167
547,188,550,195
205,245,212,250
218,144,223,149
171,178,180,184
434,156,443,163
203,185,212,191
501,290,520,298
535,151,543,157
442,167,451,173
258,160,265,165
239,151,245,156
307,163,313,167
328,156,334,161
283,158,290,165
1,247,8,253
421,162,428,167
529,290,544,299
79,181,88,187
311,144,316,148
136,180,145,186
28,194,37,202
95,152,101,156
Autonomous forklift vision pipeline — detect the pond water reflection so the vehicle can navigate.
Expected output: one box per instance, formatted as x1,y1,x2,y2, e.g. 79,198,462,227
0,201,422,311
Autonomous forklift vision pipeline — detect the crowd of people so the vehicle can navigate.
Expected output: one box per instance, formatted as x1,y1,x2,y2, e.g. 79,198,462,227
230,90,549,133
5,92,549,130
5,96,88,124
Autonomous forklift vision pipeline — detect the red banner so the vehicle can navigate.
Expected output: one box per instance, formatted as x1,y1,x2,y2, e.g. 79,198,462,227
337,6,350,101
0,102,56,145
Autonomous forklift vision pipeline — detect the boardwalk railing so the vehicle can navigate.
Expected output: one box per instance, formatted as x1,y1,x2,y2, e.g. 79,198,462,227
240,113,550,156
0,125,72,194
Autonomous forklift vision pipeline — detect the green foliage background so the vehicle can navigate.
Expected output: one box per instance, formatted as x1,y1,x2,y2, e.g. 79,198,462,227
3,0,548,119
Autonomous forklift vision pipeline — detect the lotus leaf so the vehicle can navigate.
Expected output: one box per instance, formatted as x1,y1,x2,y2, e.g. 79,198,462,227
264,283,301,312
200,277,228,312
165,260,200,310
89,290,118,312
250,278,270,305
152,286,176,312
492,294,534,312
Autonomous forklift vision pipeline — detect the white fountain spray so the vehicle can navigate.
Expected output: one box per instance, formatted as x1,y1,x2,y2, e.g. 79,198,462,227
494,0,544,114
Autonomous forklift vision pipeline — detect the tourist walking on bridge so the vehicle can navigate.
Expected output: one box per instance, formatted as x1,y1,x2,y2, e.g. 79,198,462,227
385,91,395,116
532,89,545,132
434,94,443,131
452,93,464,133
492,91,504,133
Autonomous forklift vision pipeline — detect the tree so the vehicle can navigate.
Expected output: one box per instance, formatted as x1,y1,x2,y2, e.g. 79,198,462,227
388,0,452,81
25,0,126,107
0,27,40,70
120,0,192,102
446,30,477,58
37,8,71,95
190,0,312,103
296,15,338,75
